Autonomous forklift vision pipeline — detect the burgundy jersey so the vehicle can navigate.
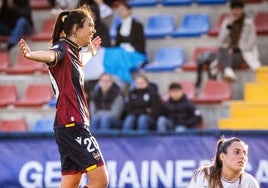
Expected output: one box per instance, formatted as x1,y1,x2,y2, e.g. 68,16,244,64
48,38,89,127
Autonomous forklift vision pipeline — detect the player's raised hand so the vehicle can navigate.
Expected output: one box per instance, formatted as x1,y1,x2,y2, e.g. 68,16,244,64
88,36,102,56
18,39,31,59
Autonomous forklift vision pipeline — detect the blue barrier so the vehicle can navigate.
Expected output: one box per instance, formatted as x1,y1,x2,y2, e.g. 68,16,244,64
0,130,268,188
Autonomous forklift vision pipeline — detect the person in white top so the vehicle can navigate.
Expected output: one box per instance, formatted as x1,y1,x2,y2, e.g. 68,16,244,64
188,136,259,188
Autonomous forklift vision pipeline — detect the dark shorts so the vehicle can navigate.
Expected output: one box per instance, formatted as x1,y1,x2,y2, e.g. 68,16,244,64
54,124,105,175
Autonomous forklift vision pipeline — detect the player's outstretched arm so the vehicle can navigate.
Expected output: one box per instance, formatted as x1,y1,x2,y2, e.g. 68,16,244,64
18,38,56,63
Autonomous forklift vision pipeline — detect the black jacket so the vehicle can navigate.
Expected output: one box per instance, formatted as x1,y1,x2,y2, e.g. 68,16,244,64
161,94,202,128
125,85,161,119
115,18,146,54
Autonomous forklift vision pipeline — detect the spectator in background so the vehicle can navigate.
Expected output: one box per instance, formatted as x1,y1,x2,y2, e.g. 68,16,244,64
218,0,261,81
115,1,146,56
79,0,113,28
188,136,259,188
49,0,80,16
102,2,147,86
157,82,202,133
83,3,111,101
90,73,124,132
122,74,161,132
0,0,33,52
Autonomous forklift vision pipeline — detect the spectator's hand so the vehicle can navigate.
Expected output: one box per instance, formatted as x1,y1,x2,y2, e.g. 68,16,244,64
18,39,31,59
88,36,102,56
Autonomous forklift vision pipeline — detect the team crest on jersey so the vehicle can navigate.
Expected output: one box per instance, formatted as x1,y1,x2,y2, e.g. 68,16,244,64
92,151,101,161
75,136,82,145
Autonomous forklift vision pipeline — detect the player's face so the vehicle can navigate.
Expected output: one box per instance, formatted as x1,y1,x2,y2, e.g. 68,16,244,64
77,17,96,46
221,141,248,173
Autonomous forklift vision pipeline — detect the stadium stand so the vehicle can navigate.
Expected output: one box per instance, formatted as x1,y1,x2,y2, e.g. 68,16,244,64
218,65,268,130
171,13,211,37
128,0,160,7
162,81,196,101
207,13,228,37
13,84,53,107
109,16,121,39
144,15,175,38
244,82,268,101
0,118,28,132
0,85,18,107
195,0,227,5
0,51,9,72
254,11,268,35
32,118,54,132
193,80,232,104
162,0,193,6
30,17,55,41
255,66,268,82
4,53,44,74
181,46,218,71
30,0,51,10
144,46,185,71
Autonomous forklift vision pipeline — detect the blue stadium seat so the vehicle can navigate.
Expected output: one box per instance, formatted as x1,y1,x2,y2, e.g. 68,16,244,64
195,0,227,5
162,0,193,6
109,16,121,39
33,118,54,133
172,14,210,37
145,15,175,38
144,47,185,72
128,0,160,7
48,98,57,107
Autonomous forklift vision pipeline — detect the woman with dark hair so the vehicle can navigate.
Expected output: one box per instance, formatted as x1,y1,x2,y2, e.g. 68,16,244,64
18,5,109,188
218,0,261,81
188,136,259,188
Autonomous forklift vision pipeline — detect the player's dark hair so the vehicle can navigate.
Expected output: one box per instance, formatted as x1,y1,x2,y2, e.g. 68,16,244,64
52,5,92,44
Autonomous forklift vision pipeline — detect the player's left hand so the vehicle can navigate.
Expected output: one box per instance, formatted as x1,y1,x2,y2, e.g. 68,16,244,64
89,36,102,56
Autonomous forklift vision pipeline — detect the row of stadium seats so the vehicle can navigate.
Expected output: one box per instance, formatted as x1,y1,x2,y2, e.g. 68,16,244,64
1,11,265,44
0,84,53,108
0,46,249,74
110,11,268,39
29,0,264,10
127,0,263,7
0,79,232,109
0,117,54,133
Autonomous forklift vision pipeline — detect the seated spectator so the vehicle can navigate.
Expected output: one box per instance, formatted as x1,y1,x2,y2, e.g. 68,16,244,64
122,73,161,132
102,2,147,85
90,73,124,132
0,0,33,52
157,82,202,133
218,0,261,81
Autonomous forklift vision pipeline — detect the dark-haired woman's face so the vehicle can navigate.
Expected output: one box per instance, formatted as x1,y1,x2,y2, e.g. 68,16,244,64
220,141,248,173
116,4,131,19
231,7,244,21
76,16,96,46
